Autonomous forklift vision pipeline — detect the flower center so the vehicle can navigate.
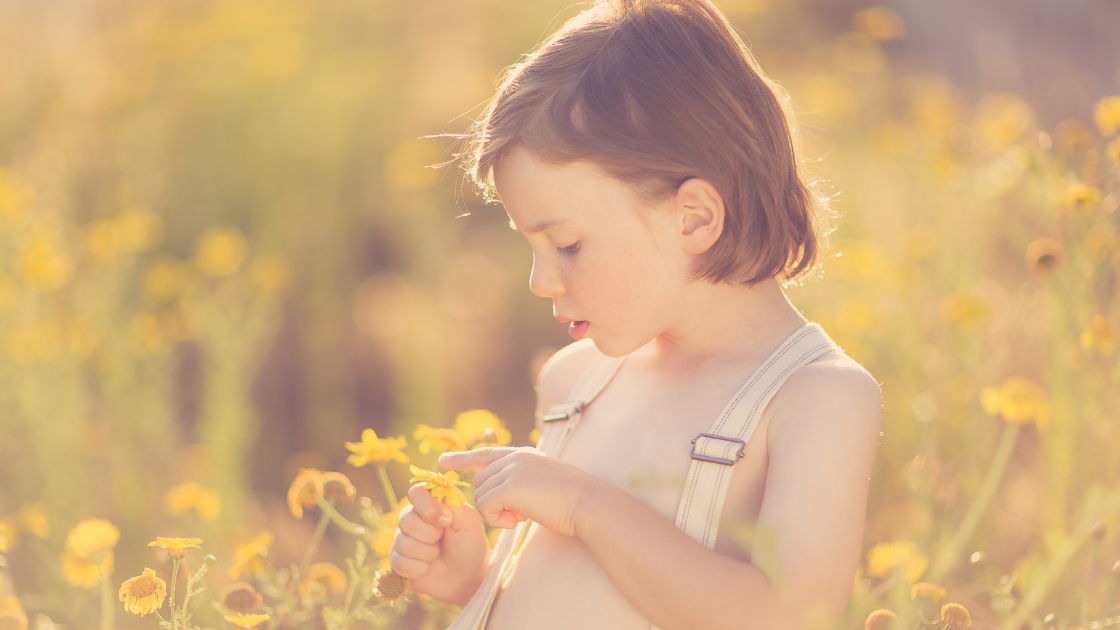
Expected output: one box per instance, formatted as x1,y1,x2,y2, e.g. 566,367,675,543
129,574,159,598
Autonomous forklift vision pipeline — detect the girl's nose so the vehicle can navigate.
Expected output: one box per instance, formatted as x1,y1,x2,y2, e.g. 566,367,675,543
528,254,565,299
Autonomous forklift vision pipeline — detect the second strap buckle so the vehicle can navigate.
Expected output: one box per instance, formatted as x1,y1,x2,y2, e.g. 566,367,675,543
689,433,746,466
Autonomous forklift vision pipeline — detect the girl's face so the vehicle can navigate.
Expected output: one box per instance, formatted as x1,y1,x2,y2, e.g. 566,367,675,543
493,146,695,357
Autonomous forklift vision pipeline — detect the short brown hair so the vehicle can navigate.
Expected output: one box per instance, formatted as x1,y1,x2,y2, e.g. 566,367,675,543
461,0,830,285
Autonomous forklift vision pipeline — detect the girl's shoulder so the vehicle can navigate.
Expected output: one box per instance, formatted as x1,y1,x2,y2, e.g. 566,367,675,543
767,344,882,446
534,339,602,419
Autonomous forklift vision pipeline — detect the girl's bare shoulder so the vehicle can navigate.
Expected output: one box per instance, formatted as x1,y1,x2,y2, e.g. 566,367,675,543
534,339,602,418
767,346,883,446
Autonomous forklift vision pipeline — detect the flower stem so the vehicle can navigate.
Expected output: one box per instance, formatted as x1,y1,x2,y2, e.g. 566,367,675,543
313,494,367,535
99,567,114,630
300,502,334,578
1082,534,1100,625
929,422,1020,582
999,479,1120,630
377,465,399,512
170,558,180,629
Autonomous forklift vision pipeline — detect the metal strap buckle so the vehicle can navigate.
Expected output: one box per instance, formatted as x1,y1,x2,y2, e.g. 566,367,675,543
542,401,584,423
689,433,746,466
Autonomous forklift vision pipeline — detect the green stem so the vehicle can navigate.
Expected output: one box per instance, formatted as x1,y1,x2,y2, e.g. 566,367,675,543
99,565,114,630
313,494,366,535
1082,536,1099,625
929,422,1020,582
170,558,180,629
377,465,399,512
300,504,333,578
999,479,1120,630
180,582,194,623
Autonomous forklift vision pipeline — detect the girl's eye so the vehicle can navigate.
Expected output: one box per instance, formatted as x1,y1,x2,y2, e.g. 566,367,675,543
558,241,581,256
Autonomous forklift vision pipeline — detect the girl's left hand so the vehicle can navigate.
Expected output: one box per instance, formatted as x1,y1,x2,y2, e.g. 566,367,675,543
439,447,608,536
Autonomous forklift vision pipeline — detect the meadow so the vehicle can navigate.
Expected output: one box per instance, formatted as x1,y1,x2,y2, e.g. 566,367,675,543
0,0,1118,628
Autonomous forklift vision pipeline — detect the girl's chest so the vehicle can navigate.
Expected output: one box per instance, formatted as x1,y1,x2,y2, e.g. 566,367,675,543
553,368,774,538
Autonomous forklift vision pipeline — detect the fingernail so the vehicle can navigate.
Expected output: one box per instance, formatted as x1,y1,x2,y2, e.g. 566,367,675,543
438,512,451,527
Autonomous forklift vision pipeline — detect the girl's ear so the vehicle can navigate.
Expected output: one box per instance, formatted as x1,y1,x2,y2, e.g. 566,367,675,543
674,177,725,255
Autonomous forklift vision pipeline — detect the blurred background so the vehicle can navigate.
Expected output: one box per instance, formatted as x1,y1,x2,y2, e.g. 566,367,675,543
1,0,1119,627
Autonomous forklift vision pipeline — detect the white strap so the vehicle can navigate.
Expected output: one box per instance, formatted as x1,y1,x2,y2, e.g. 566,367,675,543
649,322,836,630
445,351,626,630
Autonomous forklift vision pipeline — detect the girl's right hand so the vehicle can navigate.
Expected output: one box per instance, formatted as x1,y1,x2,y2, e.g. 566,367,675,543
390,482,490,606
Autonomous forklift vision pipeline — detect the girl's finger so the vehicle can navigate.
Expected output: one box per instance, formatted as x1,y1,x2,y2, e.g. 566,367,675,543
439,447,520,471
407,483,453,527
389,547,430,579
474,478,523,529
398,506,445,544
392,532,441,563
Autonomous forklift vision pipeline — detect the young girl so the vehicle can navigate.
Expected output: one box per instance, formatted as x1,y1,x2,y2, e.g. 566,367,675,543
390,1,883,629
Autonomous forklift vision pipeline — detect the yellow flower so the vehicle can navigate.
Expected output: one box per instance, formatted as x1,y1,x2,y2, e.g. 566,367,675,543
228,530,274,580
0,169,29,223
165,481,221,520
864,609,897,630
1062,183,1101,211
287,468,325,518
143,256,189,305
910,581,946,602
1024,237,1065,278
83,220,119,263
61,518,119,588
1081,315,1117,356
62,549,114,589
0,522,12,552
850,6,905,41
1108,137,1120,164
1093,95,1120,137
298,562,347,597
224,613,270,629
195,226,248,277
65,518,120,558
0,600,28,630
118,568,166,616
0,595,23,613
455,409,512,448
413,424,467,454
320,472,357,504
866,541,928,583
15,503,49,539
528,427,541,445
16,235,70,292
408,465,469,508
939,289,990,333
113,206,163,253
346,429,409,467
941,602,972,627
832,242,887,279
1085,225,1119,262
148,537,202,560
980,376,1052,430
372,570,411,607
220,582,263,613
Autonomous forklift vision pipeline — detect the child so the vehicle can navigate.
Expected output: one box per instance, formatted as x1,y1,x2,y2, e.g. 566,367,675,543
390,1,883,629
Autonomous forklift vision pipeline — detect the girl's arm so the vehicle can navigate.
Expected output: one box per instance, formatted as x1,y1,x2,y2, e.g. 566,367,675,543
440,364,882,630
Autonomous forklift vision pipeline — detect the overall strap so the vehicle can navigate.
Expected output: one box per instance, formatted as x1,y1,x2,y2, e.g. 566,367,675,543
647,323,836,630
673,323,835,549
445,349,627,630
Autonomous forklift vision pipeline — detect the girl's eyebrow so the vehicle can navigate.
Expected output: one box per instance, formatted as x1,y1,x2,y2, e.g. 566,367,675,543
510,217,572,234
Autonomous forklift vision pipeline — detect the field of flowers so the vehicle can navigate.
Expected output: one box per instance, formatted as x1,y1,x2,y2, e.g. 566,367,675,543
1,0,1118,628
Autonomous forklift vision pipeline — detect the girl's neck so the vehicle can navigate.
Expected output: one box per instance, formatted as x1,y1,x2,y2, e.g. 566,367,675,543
645,277,808,368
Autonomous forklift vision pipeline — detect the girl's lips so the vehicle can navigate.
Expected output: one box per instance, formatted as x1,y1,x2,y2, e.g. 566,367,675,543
568,320,589,340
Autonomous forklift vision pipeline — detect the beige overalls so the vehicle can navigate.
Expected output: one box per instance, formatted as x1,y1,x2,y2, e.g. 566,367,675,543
445,322,838,630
